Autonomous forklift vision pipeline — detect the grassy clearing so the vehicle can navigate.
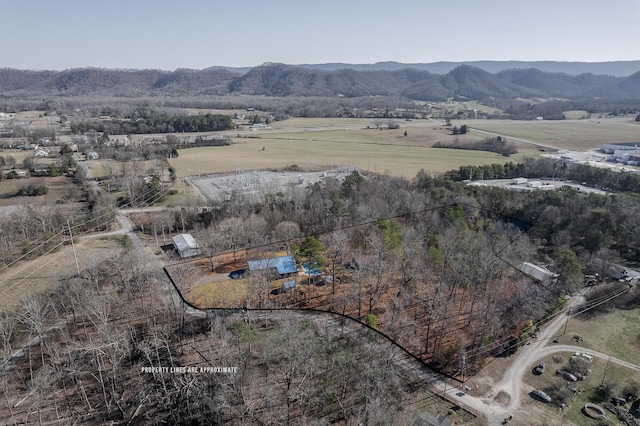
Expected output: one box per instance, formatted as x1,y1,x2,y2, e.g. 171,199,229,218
166,115,640,179
464,117,640,151
0,148,44,165
84,159,109,179
0,176,77,207
0,236,122,313
563,110,591,120
169,137,512,179
557,308,640,366
186,277,291,309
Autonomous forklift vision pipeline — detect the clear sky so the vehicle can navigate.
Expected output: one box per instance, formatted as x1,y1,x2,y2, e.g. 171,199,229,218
2,0,639,70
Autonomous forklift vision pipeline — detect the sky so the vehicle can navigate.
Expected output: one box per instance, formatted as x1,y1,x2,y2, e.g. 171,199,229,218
2,0,639,71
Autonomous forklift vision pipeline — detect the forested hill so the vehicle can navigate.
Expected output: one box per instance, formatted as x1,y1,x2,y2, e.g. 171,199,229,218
208,60,640,77
2,63,640,102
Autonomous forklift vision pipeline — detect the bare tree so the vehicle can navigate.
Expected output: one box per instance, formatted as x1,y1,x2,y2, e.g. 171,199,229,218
0,312,14,357
195,224,224,271
19,295,51,368
273,220,301,253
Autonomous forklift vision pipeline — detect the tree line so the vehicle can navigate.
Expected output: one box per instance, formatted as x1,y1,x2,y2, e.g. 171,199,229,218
150,164,637,372
434,135,518,157
0,245,462,424
70,113,234,135
444,157,640,193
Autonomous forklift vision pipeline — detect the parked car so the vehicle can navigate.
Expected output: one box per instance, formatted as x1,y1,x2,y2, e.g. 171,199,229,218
531,389,552,403
556,369,577,382
611,397,626,406
534,362,546,375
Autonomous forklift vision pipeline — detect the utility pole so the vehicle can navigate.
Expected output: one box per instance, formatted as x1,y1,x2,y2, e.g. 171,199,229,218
67,220,80,275
563,306,573,335
197,149,201,181
601,356,611,386
461,354,466,383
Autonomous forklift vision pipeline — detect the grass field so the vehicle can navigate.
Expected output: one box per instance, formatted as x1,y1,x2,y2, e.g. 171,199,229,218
169,135,515,180
464,116,640,151
0,236,122,313
0,175,77,207
165,115,640,179
523,353,640,425
0,148,45,166
186,276,289,309
558,308,640,366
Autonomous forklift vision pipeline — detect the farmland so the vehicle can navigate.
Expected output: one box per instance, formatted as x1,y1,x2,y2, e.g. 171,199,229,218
0,175,77,207
162,115,637,180
467,116,640,151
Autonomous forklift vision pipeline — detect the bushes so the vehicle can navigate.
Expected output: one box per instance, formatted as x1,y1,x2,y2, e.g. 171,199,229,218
15,184,49,196
433,135,517,156
365,314,378,330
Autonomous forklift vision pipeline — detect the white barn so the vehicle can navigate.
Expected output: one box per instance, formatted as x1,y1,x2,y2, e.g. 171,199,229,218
519,262,558,284
172,234,200,258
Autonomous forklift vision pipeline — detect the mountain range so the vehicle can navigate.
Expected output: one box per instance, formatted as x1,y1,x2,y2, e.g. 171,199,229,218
206,60,640,77
1,61,640,102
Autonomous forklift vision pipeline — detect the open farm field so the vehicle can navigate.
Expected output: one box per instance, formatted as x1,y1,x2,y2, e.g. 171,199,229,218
169,136,512,179
266,124,477,147
5,110,53,128
87,158,164,181
0,175,78,207
465,117,640,151
562,110,590,120
0,148,57,166
268,117,382,129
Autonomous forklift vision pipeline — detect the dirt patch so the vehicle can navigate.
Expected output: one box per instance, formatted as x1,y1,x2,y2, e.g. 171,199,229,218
494,390,510,404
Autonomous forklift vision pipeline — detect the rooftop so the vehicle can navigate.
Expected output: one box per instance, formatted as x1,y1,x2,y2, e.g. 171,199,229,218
248,255,298,275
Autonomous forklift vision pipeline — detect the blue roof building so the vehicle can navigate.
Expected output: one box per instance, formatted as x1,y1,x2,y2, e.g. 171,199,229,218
248,255,298,276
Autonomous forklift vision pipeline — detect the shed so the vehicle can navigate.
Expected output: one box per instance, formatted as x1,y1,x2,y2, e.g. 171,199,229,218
172,234,200,258
283,280,297,290
413,413,452,426
248,255,298,277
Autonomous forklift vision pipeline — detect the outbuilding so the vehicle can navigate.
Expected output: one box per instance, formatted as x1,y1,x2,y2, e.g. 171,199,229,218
519,262,558,285
172,234,200,258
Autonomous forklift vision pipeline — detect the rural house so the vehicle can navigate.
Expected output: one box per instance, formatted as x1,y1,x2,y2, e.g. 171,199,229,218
248,255,298,278
30,164,51,177
172,234,200,258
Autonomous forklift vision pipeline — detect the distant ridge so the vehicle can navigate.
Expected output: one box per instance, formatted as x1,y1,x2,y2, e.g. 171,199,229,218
205,60,640,77
3,62,640,101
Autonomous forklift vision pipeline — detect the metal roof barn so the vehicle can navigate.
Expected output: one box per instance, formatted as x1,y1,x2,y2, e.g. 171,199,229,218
172,234,200,258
